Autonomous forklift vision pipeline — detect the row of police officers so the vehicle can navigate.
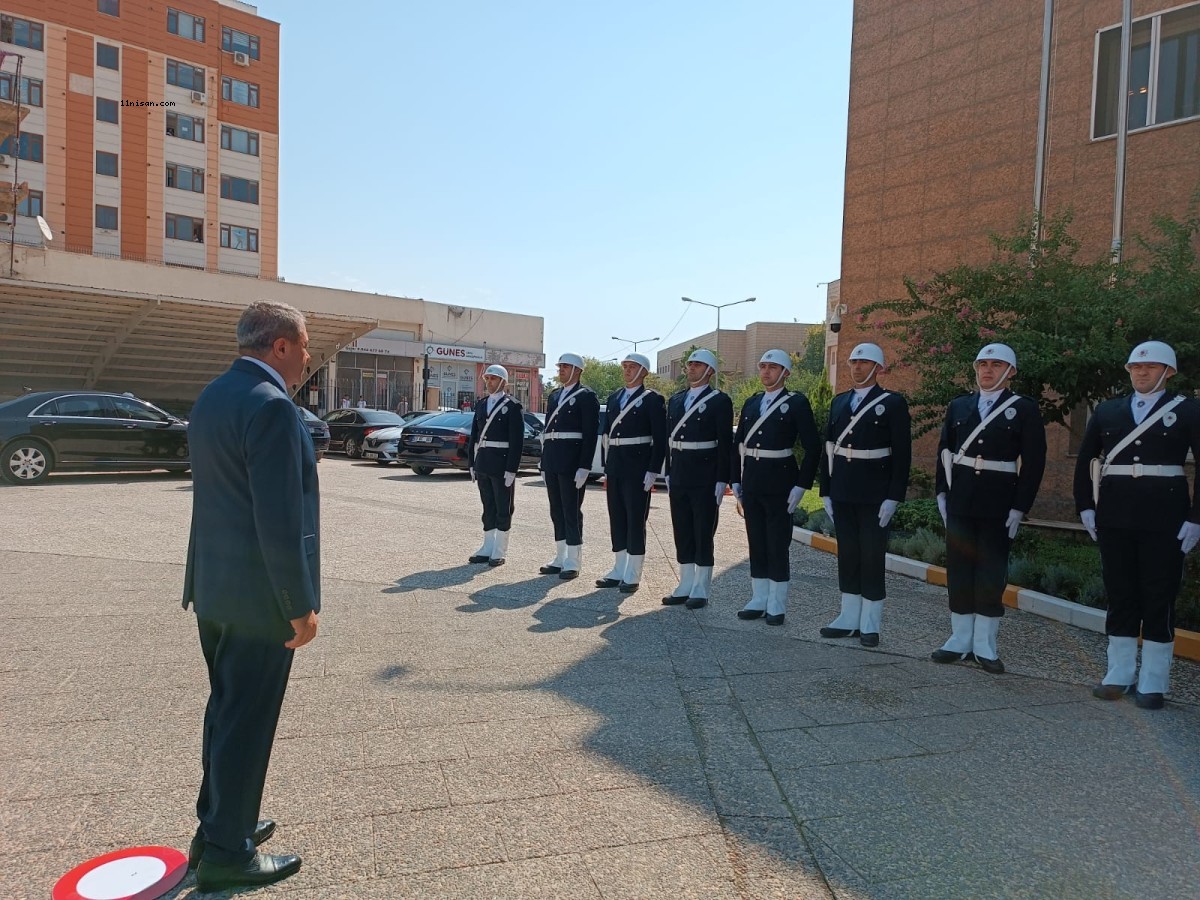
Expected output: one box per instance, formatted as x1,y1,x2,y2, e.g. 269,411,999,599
464,339,1199,710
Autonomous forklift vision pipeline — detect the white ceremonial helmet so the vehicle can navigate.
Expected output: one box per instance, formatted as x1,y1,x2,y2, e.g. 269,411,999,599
1126,341,1177,371
759,349,792,371
687,348,718,371
848,343,886,367
557,352,584,370
483,364,509,381
974,343,1018,368
621,352,651,372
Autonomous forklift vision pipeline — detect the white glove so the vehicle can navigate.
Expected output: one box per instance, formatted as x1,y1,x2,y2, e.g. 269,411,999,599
936,493,948,526
879,498,899,529
1005,509,1023,540
1179,521,1200,554
643,471,656,492
574,468,588,489
787,486,805,515
1080,509,1097,542
715,482,726,508
469,467,476,482
665,475,670,492
732,483,742,500
823,497,834,522
504,472,515,488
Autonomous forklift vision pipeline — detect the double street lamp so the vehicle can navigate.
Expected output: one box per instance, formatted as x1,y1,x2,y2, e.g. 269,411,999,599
612,335,660,353
680,296,756,384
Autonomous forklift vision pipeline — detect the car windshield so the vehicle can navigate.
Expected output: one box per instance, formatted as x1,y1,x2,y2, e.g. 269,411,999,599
360,410,405,425
416,412,473,429
296,407,321,422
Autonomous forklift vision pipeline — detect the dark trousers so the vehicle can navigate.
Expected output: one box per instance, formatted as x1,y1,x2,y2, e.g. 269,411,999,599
546,471,586,545
606,473,651,554
945,513,1009,617
1098,526,1182,643
477,471,515,532
196,617,294,865
669,485,720,566
832,500,889,601
743,489,792,581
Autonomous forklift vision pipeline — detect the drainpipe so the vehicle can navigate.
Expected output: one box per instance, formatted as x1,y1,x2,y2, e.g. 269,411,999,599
1032,0,1055,218
1112,0,1133,263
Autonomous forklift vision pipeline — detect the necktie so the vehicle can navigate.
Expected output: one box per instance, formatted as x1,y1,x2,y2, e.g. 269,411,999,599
685,393,694,410
851,394,860,413
983,398,993,416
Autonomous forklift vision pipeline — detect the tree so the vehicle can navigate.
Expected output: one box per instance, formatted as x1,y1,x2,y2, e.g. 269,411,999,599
860,209,1200,435
799,325,825,375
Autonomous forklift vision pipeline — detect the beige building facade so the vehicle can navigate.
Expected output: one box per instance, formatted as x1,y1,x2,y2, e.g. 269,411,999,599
656,321,819,382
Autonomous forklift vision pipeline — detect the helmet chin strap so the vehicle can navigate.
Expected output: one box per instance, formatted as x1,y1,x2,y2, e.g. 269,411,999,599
852,363,879,389
975,364,1014,392
763,369,788,392
687,366,713,388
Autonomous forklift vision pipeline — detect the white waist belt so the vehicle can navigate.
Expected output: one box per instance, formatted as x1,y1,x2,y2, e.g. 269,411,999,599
744,447,793,459
543,432,584,440
1104,464,1185,478
834,447,892,460
671,440,718,450
476,440,510,449
953,456,1018,473
608,436,653,446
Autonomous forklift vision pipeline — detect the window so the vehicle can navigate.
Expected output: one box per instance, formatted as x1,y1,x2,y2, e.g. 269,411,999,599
17,189,43,217
220,124,259,156
96,96,119,124
0,132,43,162
221,76,258,108
95,205,119,230
166,162,205,192
51,396,110,417
96,150,119,176
1094,4,1200,138
165,213,203,242
0,73,42,107
166,111,204,142
110,396,167,422
96,43,119,70
221,26,260,59
166,58,205,91
220,175,259,204
98,0,120,16
167,9,205,43
1,15,43,51
220,223,259,252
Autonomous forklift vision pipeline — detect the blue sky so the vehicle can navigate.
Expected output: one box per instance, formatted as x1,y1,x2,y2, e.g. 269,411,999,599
263,1,852,370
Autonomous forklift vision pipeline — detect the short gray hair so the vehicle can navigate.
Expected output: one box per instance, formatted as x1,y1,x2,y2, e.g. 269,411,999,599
237,301,306,352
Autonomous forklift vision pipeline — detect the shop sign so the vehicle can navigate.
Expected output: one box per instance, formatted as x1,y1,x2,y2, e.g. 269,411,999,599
424,343,486,362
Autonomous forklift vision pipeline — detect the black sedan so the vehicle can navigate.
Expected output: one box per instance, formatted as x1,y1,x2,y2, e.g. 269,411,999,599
297,406,330,458
397,411,542,476
319,408,405,458
0,390,190,485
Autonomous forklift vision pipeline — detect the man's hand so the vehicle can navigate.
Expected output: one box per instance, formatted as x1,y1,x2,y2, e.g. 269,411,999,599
823,496,834,523
1179,521,1200,554
936,493,948,526
642,471,657,492
1080,509,1097,542
504,471,516,488
786,486,805,515
1005,509,1023,540
574,468,588,489
879,498,899,529
715,482,726,508
469,467,476,482
285,611,318,649
731,482,742,501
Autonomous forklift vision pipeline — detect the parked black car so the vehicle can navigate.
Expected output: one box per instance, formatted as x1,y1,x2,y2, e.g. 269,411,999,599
397,411,542,476
0,390,190,485
297,406,330,458
319,408,405,458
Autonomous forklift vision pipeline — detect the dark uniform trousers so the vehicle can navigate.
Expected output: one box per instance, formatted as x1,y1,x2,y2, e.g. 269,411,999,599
670,487,718,566
546,475,585,545
540,384,600,548
665,388,732,569
831,501,889,600
1096,528,1181,643
196,618,294,865
743,487,793,581
477,473,515,532
945,514,1010,617
603,386,666,557
608,476,651,554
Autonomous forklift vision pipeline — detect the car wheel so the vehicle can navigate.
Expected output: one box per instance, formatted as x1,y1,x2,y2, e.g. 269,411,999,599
344,437,360,459
412,465,434,476
375,459,391,467
2,439,53,485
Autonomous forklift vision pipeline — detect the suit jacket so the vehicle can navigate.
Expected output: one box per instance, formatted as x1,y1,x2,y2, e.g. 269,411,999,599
540,382,600,474
935,390,1046,518
731,390,820,492
602,385,666,479
1072,393,1200,531
183,358,321,639
664,386,733,489
819,385,911,504
468,393,523,476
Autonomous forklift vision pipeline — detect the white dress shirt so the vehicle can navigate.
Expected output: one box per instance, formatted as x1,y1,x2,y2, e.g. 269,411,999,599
240,355,287,393
1131,390,1165,425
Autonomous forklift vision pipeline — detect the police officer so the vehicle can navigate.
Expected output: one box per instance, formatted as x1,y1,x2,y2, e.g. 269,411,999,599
661,349,733,609
595,352,666,594
818,343,911,647
467,364,523,567
733,350,821,625
538,353,600,579
1073,341,1200,710
932,343,1046,673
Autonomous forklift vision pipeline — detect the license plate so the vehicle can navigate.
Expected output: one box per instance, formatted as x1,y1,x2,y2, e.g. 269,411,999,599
363,451,379,459
411,435,433,443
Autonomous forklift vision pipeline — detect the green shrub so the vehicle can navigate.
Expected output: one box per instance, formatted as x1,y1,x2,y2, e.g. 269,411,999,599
890,499,944,535
1077,576,1106,609
888,527,946,567
907,466,936,499
1007,558,1039,589
1180,552,1200,632
792,507,809,528
1039,563,1084,599
806,510,835,537
800,490,824,514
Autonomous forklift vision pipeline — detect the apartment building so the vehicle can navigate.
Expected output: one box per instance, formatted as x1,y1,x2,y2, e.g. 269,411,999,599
656,321,819,382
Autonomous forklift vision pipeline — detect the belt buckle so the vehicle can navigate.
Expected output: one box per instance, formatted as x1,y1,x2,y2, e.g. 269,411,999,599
844,447,854,460
1132,462,1143,478
973,456,984,471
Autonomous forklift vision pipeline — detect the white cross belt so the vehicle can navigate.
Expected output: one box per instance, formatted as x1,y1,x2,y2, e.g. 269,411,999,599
670,440,718,450
608,436,653,446
476,440,510,449
1103,464,1184,478
953,456,1018,473
833,447,891,460
744,447,793,459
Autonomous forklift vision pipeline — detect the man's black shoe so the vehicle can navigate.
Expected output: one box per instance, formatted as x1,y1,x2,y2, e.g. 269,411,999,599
859,633,880,648
737,609,765,620
188,820,278,870
662,594,688,605
487,557,505,567
976,656,1005,675
764,613,785,626
1135,691,1164,710
468,554,490,564
595,577,620,588
685,596,708,609
930,649,972,664
558,569,579,580
618,582,639,594
196,851,301,891
539,564,562,575
820,627,859,639
1092,683,1133,701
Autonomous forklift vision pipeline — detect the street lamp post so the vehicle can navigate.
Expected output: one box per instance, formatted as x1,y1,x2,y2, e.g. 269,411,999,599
680,296,756,385
612,335,660,353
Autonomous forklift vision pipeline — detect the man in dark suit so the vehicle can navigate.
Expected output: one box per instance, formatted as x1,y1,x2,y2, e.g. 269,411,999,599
1073,341,1200,710
732,350,821,626
818,343,911,647
932,343,1045,674
661,349,733,609
467,364,524,566
595,352,666,593
183,300,320,891
538,353,600,579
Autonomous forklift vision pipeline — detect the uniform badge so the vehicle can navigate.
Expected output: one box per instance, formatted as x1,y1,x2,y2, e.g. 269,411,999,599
1005,408,1017,420
569,398,576,406
1164,411,1177,427
699,403,706,413
874,403,885,416
781,404,789,414
635,398,642,408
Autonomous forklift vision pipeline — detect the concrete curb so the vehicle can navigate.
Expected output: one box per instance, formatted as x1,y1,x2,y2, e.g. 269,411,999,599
792,525,1200,663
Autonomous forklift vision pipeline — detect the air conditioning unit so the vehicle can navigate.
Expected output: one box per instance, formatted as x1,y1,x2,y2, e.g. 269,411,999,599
232,51,250,66
0,154,8,168
0,213,10,224
190,90,206,105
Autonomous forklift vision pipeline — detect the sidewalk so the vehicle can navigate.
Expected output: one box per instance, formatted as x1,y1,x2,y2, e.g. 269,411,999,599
0,464,1197,898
